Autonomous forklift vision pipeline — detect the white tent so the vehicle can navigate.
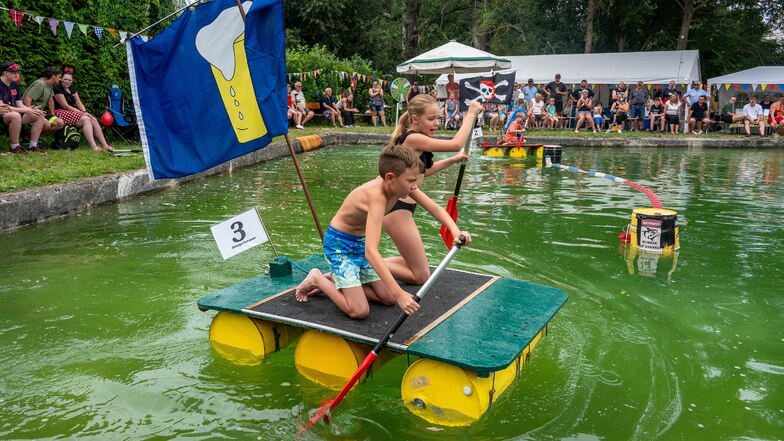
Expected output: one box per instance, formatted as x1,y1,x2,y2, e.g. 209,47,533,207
397,40,511,75
707,66,784,88
435,50,701,86
708,66,784,106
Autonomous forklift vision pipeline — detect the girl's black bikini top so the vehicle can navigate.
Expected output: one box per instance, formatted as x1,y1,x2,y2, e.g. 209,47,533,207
395,130,434,169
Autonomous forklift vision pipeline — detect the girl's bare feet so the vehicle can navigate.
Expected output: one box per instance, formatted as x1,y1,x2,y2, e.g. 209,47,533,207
295,269,322,302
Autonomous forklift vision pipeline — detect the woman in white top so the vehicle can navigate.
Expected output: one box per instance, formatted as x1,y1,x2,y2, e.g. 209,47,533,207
665,94,681,134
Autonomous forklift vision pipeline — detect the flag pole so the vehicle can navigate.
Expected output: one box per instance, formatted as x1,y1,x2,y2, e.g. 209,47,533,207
234,0,324,241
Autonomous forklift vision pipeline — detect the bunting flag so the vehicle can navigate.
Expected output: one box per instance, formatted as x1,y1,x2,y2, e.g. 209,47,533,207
94,26,103,40
128,0,287,180
49,18,59,35
751,83,758,91
119,30,127,41
724,84,731,90
77,23,89,35
646,84,652,90
33,15,44,27
733,84,740,90
107,28,117,39
9,10,23,27
743,84,749,90
760,84,767,91
780,84,784,90
64,21,74,37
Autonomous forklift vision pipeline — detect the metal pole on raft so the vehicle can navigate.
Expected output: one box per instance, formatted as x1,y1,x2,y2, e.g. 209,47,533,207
234,0,324,241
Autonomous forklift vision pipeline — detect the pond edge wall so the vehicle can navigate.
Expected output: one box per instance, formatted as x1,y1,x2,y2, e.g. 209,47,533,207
0,132,780,232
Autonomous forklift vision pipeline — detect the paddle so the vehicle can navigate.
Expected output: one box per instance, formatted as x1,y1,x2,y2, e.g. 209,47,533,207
440,121,476,249
297,236,467,436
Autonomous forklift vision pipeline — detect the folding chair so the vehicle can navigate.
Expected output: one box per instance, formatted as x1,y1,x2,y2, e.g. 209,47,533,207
106,84,139,142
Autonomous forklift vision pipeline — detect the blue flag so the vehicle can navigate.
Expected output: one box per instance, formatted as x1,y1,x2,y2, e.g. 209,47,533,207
127,0,287,179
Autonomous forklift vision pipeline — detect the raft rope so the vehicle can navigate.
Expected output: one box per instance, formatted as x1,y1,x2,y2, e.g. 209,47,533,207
544,157,662,209
273,256,310,274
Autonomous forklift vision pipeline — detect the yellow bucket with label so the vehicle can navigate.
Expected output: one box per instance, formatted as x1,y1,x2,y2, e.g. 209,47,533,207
628,207,680,253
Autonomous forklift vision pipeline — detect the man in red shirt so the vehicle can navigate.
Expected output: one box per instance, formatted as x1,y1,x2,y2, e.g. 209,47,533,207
445,74,460,99
768,96,784,136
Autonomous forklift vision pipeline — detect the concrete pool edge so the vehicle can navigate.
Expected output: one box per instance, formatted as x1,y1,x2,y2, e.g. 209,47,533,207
0,131,780,232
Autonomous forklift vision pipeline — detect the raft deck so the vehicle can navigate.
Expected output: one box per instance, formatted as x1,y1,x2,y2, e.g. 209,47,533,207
198,255,568,373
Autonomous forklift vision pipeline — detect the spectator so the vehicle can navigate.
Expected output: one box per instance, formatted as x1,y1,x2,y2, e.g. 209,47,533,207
0,62,44,154
592,103,605,130
648,97,665,132
22,66,65,151
662,80,679,104
290,82,314,126
528,93,546,127
665,94,682,134
688,94,712,134
607,97,629,133
340,93,359,128
683,81,709,107
512,83,522,107
320,87,343,127
544,97,558,128
445,74,460,98
742,96,766,137
768,96,783,136
484,102,499,130
406,81,421,103
368,81,386,128
572,80,595,100
544,73,567,122
717,96,744,124
574,90,596,133
522,78,538,107
760,95,773,119
610,81,628,110
504,111,526,144
53,69,112,151
287,84,303,129
444,91,461,129
628,81,650,131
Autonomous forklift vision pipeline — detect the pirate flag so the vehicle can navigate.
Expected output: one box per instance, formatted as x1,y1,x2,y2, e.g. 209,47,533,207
459,72,516,111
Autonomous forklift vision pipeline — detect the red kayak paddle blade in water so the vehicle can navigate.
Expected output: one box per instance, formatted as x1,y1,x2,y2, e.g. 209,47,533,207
440,196,459,249
296,400,333,438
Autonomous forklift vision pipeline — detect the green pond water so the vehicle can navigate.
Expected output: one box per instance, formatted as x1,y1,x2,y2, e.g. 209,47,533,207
1,145,782,441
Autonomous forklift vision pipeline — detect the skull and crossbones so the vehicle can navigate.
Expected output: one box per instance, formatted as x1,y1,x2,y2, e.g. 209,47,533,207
463,79,508,106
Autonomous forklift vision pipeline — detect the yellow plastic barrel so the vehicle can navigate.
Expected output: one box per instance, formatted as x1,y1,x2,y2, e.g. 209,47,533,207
628,207,680,253
208,312,297,366
297,135,323,151
507,146,526,158
401,329,544,426
483,147,506,156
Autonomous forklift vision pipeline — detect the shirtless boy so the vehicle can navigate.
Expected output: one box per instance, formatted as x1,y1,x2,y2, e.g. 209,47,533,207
294,144,472,319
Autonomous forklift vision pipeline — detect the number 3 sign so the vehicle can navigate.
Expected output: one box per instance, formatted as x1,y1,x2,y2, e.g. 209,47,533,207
210,208,269,259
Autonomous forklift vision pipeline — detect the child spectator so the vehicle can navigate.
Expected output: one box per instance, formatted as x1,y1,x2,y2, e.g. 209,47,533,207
648,97,665,132
544,97,558,128
592,104,604,130
294,144,471,318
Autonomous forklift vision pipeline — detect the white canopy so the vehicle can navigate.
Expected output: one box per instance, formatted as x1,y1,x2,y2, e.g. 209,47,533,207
397,40,511,74
435,50,701,85
707,66,784,87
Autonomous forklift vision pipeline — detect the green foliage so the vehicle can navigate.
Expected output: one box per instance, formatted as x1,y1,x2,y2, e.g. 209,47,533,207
286,45,394,109
0,0,176,116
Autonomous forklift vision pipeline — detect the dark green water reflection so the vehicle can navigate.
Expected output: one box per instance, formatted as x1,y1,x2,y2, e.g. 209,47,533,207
1,145,782,440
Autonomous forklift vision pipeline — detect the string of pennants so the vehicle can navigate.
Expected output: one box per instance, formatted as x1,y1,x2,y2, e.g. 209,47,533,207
0,6,151,42
286,69,436,93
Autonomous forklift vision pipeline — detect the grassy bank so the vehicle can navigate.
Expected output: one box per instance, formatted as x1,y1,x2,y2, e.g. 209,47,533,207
0,124,766,194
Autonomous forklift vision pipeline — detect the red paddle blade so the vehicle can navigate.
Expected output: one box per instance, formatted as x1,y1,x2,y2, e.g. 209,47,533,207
440,196,459,249
296,400,334,438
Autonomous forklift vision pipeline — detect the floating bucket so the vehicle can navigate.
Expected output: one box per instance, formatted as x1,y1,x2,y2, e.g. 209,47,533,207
628,208,680,253
294,330,393,390
297,135,323,151
401,328,544,426
209,312,297,366
541,145,562,164
624,245,679,279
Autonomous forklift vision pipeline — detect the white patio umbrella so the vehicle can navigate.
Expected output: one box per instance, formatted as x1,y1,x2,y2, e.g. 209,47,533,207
397,40,511,74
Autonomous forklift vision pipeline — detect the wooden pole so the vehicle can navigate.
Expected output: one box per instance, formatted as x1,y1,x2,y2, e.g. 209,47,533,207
234,0,324,241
